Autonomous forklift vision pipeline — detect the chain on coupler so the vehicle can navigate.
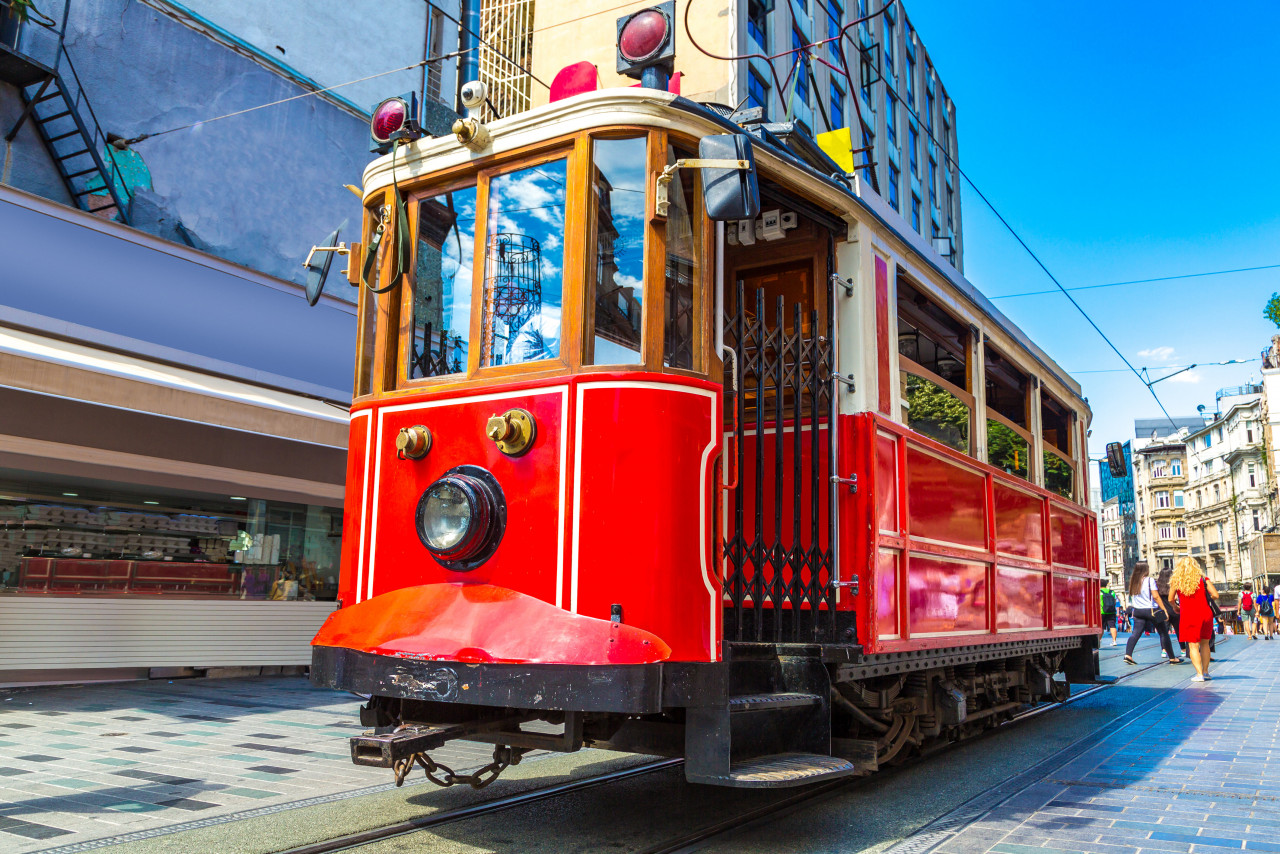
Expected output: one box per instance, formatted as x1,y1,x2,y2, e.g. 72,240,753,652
393,744,526,789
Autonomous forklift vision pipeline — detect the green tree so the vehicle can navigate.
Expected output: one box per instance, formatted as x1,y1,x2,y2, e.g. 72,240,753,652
905,374,969,452
987,419,1029,478
1265,293,1280,329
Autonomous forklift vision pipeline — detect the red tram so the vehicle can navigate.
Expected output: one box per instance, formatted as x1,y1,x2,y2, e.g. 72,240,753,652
308,53,1099,789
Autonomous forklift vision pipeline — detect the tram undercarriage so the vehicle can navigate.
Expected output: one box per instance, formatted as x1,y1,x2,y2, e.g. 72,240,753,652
313,633,1099,789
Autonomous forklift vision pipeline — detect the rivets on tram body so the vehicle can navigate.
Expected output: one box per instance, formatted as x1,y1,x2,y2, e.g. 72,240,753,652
485,409,536,456
395,425,432,460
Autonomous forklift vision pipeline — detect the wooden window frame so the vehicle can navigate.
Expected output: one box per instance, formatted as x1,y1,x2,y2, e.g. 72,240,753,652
900,355,975,454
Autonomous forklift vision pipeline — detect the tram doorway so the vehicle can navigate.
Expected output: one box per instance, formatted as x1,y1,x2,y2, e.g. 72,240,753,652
720,207,840,645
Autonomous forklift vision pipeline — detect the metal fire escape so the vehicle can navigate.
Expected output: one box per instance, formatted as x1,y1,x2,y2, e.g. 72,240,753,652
0,1,132,222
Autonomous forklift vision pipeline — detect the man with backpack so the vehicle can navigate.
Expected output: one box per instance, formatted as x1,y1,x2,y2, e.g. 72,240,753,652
1241,582,1256,639
1100,578,1120,647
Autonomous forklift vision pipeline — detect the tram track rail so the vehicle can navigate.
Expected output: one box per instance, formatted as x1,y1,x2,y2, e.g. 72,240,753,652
278,654,1172,854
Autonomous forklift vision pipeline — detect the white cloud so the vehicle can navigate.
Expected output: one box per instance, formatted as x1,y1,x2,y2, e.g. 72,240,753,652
1137,346,1176,362
1167,371,1201,384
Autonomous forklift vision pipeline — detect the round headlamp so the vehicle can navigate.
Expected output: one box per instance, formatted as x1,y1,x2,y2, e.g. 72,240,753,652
415,465,506,570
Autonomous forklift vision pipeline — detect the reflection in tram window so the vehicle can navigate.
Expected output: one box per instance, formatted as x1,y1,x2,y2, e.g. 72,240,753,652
905,373,970,453
1041,391,1075,498
586,137,646,365
481,159,568,367
987,418,1029,479
1044,451,1074,499
664,147,701,371
410,186,476,379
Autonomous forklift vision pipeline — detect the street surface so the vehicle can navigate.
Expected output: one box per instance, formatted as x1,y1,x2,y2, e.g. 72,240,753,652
0,629,1265,853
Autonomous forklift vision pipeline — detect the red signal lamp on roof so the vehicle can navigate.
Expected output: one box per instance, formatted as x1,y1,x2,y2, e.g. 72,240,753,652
370,92,423,154
617,1,675,90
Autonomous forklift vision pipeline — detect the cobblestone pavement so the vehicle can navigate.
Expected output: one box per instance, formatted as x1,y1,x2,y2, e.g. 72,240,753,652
897,634,1276,854
0,676,501,852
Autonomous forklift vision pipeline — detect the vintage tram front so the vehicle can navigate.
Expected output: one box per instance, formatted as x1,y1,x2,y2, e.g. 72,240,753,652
309,79,1100,788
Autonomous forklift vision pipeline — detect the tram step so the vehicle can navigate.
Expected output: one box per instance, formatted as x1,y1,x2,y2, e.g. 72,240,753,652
728,692,823,713
718,752,857,788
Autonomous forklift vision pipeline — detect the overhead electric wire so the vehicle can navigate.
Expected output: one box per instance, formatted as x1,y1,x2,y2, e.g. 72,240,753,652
1071,358,1255,375
992,263,1280,300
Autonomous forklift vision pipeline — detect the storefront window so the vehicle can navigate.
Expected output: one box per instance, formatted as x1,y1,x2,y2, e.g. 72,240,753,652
905,372,969,453
586,136,646,365
0,484,341,601
481,159,568,367
410,185,477,379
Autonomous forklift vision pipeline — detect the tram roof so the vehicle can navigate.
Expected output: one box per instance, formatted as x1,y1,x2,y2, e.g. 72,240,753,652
363,89,1086,411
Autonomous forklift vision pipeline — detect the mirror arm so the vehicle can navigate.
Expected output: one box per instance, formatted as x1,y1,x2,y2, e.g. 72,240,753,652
655,158,750,218
303,243,351,269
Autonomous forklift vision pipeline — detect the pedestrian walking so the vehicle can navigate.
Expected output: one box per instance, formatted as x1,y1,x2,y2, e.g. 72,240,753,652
1258,586,1276,640
1241,582,1256,640
1124,561,1182,665
1100,578,1119,646
1169,556,1219,682
1158,567,1189,658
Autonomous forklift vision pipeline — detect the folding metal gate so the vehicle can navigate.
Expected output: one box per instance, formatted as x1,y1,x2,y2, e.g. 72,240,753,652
723,281,838,644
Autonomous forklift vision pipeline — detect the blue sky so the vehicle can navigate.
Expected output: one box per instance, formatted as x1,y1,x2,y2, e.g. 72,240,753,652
901,1,1280,462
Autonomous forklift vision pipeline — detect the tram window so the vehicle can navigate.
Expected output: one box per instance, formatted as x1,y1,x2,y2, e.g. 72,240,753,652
663,146,702,371
898,277,971,453
1041,391,1075,499
984,344,1031,482
480,159,568,367
410,186,476,379
585,137,646,366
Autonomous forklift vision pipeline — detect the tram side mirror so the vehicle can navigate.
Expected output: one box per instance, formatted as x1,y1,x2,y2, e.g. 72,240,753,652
699,134,759,221
1105,442,1128,478
302,220,349,307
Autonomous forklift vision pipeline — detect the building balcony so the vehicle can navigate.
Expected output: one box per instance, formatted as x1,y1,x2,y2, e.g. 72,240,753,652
1190,546,1204,555
1208,542,1224,553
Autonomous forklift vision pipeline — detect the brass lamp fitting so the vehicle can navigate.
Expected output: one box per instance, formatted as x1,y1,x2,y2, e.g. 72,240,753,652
396,425,432,460
485,409,536,456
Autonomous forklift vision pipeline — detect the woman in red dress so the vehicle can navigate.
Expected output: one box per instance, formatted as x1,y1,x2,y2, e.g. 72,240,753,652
1170,556,1219,682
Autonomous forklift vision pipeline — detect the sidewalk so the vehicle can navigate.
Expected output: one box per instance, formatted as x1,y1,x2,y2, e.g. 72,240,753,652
0,675,502,852
905,633,1277,854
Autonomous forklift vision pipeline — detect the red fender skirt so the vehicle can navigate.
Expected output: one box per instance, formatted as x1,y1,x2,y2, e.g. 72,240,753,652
313,584,672,666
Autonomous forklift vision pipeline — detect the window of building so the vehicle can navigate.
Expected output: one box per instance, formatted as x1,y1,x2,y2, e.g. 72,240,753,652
905,50,915,105
1213,484,1221,502
748,0,769,49
1174,490,1184,508
883,15,895,77
830,81,845,131
1041,390,1075,499
1254,510,1261,531
885,92,897,145
1171,459,1182,476
480,160,568,367
826,0,842,59
941,116,950,154
1215,427,1223,443
748,70,769,112
410,183,477,379
1249,463,1257,487
859,52,872,103
908,124,919,174
1176,523,1186,538
1248,427,1254,443
888,163,900,211
1206,458,1215,472
585,137,647,366
1159,526,1172,539
792,29,809,105
1204,433,1212,449
898,277,971,453
860,124,874,180
1195,489,1201,507
1151,460,1167,478
928,156,937,200
925,87,935,132
911,194,921,232
985,344,1030,482
425,8,447,101
1155,491,1170,509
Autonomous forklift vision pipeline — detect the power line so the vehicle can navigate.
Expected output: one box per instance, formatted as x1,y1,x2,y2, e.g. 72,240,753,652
1071,358,1255,375
991,263,1280,300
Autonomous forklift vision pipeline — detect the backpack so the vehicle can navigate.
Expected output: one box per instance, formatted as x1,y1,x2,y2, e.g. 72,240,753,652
1100,588,1117,614
1242,591,1253,610
1262,597,1275,618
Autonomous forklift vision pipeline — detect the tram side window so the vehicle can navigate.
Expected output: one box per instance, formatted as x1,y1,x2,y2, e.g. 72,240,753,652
897,277,971,453
664,146,703,371
1041,391,1075,499
985,344,1031,481
481,159,568,367
410,186,476,379
585,137,646,365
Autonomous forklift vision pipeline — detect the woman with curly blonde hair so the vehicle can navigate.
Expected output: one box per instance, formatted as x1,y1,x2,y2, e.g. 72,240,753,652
1170,556,1219,681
